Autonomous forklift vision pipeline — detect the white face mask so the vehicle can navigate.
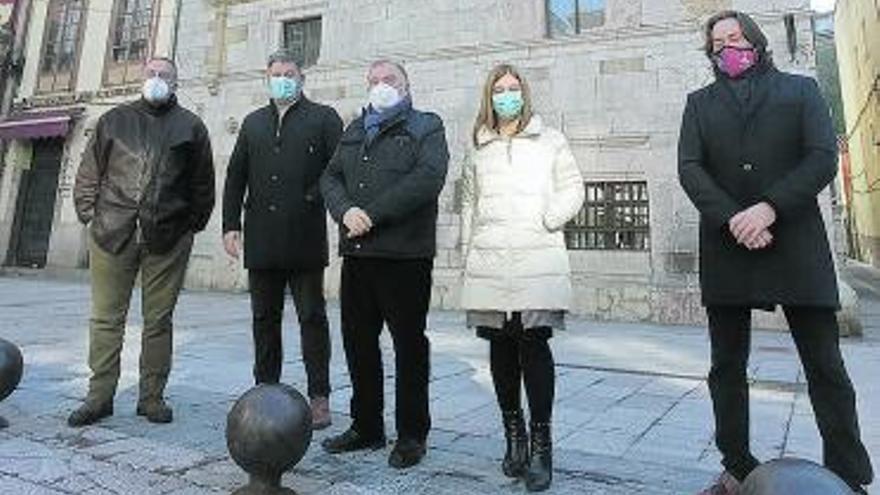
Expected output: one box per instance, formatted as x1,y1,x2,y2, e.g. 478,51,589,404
368,82,403,112
142,77,172,104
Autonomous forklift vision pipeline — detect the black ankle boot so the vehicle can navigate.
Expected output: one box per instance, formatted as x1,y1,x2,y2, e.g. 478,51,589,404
501,409,528,477
526,421,552,492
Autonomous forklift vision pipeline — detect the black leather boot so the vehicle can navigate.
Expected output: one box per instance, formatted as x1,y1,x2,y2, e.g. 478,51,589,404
501,409,529,477
525,421,552,492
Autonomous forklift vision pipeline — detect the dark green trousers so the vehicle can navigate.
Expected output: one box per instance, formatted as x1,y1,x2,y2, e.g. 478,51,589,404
85,232,193,405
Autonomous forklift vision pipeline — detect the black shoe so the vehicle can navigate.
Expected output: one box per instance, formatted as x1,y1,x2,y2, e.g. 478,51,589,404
322,428,386,454
851,486,868,495
388,438,426,469
136,399,173,424
67,402,113,427
525,421,552,492
501,409,529,477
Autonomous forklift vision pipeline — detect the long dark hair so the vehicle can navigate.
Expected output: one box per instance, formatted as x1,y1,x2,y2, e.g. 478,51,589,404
704,11,774,68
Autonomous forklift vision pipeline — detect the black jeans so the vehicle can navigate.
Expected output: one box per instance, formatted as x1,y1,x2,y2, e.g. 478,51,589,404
484,314,555,424
248,269,331,398
340,257,433,442
707,305,874,487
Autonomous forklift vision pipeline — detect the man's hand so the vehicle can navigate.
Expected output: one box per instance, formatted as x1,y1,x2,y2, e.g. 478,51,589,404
744,229,774,250
730,202,777,247
343,207,373,238
223,231,242,259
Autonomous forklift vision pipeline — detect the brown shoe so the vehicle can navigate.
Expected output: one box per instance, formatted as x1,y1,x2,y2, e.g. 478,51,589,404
698,471,741,495
310,396,331,430
67,401,113,427
136,399,173,424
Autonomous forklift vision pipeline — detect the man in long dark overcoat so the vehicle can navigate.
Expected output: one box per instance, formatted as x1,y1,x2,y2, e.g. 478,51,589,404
222,51,343,429
678,10,874,495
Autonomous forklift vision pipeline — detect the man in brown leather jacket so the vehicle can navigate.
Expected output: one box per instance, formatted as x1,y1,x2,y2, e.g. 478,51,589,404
69,56,215,427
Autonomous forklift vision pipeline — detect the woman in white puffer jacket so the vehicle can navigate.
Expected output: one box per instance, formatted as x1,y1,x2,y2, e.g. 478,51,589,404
459,64,584,492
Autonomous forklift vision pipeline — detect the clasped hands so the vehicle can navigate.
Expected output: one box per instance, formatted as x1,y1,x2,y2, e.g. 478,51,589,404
728,202,777,250
343,207,373,238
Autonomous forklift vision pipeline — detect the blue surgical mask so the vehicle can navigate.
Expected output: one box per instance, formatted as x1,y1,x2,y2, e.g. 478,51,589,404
492,90,524,120
142,77,171,104
269,76,300,101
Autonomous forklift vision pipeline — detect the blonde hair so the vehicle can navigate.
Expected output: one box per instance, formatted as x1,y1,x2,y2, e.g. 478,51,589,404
472,64,534,147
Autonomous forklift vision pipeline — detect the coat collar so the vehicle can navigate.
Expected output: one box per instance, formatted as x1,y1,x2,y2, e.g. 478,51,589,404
711,66,777,124
267,96,307,119
475,115,544,147
133,94,179,116
345,105,412,145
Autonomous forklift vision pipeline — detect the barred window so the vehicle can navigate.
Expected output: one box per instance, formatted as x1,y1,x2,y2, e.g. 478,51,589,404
546,0,606,37
565,181,650,251
37,0,86,94
282,17,322,69
104,0,157,86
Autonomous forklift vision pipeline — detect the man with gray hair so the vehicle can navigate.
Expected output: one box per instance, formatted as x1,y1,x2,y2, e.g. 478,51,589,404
70,56,215,426
320,59,449,469
223,51,342,429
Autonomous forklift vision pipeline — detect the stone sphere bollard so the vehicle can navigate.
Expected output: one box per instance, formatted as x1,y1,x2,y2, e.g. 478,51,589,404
226,384,313,495
739,458,852,495
0,338,24,429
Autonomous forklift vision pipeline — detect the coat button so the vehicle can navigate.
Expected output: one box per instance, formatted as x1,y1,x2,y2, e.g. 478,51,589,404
271,175,279,182
362,155,369,162
355,243,361,249
268,205,277,212
742,163,754,171
274,146,281,154
358,182,365,189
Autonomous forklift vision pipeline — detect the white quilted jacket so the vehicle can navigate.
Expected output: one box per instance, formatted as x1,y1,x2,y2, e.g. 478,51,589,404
460,116,585,311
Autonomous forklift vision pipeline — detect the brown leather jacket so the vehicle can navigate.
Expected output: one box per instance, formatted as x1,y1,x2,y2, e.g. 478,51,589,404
74,96,215,255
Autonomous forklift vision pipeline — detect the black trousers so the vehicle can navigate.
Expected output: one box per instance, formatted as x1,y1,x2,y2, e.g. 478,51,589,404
707,305,874,487
248,268,331,398
483,314,555,424
340,257,433,442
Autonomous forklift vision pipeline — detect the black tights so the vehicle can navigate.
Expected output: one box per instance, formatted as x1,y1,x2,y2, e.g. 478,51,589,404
487,327,555,423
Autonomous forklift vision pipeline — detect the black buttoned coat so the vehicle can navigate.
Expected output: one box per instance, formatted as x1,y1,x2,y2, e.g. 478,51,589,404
319,106,449,259
678,66,840,308
223,98,343,270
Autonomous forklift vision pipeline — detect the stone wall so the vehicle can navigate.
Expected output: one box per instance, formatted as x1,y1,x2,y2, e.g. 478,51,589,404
835,0,880,269
3,0,823,328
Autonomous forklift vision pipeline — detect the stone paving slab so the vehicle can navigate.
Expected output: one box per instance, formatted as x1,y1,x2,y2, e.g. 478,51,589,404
1,274,878,493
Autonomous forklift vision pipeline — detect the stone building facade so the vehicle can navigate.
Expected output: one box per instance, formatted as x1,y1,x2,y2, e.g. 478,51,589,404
835,0,880,267
0,0,825,326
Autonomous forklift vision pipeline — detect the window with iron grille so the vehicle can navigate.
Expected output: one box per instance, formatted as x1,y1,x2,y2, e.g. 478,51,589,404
546,0,606,37
565,181,650,251
104,0,156,86
282,18,322,69
37,0,86,94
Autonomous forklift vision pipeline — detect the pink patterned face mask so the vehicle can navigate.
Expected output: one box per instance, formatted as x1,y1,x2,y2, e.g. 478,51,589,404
714,46,758,79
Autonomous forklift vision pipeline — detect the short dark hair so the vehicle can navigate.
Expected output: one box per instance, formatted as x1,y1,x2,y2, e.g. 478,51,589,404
146,56,178,78
704,10,772,64
267,50,301,70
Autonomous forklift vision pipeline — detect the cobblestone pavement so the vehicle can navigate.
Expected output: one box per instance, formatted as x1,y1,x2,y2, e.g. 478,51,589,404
1,264,877,494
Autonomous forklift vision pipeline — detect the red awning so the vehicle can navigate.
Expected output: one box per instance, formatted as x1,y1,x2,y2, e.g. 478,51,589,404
0,109,78,140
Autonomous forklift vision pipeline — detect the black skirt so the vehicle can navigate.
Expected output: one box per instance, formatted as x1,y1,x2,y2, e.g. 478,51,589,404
473,312,554,341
